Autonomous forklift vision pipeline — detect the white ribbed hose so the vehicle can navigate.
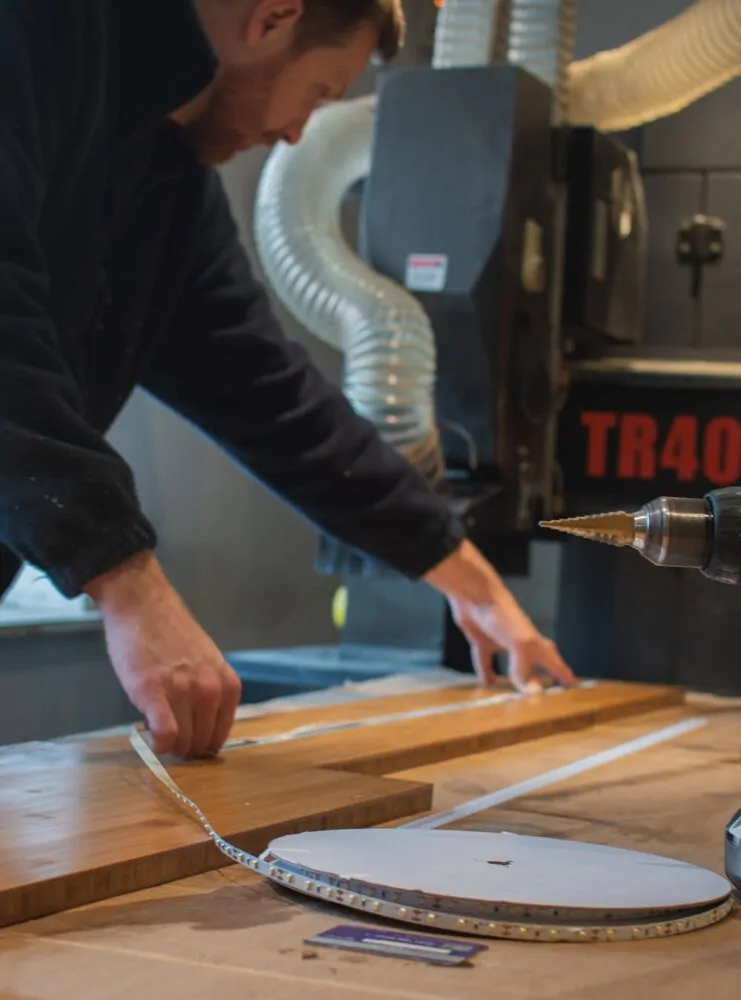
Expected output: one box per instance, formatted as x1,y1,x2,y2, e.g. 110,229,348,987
254,96,442,480
431,0,501,68
567,0,741,131
432,0,577,119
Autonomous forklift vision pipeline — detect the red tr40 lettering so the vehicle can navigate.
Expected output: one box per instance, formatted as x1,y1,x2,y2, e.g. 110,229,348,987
580,411,741,486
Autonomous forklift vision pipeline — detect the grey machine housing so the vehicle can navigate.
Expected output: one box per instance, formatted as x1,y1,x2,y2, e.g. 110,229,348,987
725,809,741,893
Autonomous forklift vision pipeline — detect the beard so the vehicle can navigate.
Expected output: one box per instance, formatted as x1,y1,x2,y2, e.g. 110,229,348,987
179,55,290,166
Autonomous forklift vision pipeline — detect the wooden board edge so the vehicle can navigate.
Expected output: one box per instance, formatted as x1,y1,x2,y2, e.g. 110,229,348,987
327,686,686,776
0,776,432,930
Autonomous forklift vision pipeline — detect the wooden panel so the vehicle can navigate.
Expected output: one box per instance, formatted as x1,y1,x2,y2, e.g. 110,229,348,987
4,701,739,1000
0,745,431,929
223,680,684,774
0,681,682,928
230,679,682,744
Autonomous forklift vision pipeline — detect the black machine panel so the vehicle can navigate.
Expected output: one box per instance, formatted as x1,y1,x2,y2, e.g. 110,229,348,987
642,174,704,348
555,366,741,696
557,495,741,697
361,64,557,502
642,79,741,172
555,68,741,696
556,535,682,685
705,173,741,347
360,63,645,543
562,128,646,348
557,373,741,510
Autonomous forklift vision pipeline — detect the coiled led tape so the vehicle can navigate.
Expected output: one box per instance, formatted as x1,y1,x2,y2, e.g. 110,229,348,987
129,726,734,944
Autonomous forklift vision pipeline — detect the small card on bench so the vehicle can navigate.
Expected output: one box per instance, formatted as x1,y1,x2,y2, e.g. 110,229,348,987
305,924,487,965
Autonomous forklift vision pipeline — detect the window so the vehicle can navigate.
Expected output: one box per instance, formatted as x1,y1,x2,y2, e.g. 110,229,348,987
0,564,99,629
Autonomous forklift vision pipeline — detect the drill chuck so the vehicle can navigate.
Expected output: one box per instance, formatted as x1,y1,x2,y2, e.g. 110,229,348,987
540,486,741,584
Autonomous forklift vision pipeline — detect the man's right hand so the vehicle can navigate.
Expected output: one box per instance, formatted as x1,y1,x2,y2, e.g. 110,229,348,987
84,551,242,758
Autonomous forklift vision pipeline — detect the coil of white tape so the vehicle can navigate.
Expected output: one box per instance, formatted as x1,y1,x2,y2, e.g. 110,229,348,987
128,712,731,944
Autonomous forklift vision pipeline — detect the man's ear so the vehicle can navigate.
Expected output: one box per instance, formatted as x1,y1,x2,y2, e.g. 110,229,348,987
244,0,305,45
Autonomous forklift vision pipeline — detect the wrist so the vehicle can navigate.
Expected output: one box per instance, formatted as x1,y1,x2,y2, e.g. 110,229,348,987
423,539,507,605
83,549,164,614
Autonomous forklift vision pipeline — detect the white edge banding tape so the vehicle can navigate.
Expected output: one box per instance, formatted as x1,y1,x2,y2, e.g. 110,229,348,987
402,716,709,829
222,681,600,751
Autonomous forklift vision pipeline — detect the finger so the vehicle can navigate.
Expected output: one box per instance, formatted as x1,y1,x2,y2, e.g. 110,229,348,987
209,665,242,754
507,648,542,695
169,686,195,759
189,677,222,759
142,694,179,756
467,626,500,685
539,642,577,688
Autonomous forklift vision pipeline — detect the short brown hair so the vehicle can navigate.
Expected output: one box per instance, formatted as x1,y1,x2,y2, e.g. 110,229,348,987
295,0,405,62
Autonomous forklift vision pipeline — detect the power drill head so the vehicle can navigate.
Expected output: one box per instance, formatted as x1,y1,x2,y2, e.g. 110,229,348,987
539,496,712,570
539,511,636,548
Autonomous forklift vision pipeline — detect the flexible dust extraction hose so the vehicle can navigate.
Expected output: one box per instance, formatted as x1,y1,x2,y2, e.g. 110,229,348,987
431,0,503,68
431,0,577,120
253,96,443,481
567,0,741,131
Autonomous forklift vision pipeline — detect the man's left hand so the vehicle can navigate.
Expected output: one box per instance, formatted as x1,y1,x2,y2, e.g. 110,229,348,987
424,539,576,693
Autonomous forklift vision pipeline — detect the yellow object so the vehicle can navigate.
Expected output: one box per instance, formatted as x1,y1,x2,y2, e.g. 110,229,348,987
332,586,348,630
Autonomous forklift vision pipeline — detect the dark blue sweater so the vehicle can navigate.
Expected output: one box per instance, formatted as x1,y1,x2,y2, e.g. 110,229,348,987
0,0,463,599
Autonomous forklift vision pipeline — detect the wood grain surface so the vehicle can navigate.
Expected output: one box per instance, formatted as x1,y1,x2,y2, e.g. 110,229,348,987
0,680,683,929
1,699,734,1000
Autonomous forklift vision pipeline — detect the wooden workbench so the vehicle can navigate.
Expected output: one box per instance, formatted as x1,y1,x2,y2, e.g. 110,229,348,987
0,681,739,999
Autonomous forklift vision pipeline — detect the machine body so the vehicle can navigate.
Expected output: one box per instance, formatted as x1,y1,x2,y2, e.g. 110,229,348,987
361,64,644,530
308,61,651,677
316,62,646,585
241,33,741,695
725,809,741,893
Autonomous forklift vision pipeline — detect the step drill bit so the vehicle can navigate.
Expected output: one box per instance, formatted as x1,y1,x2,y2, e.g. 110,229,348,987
540,496,713,569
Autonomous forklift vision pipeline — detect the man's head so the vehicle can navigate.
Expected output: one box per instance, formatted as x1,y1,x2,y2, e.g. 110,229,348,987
179,0,404,164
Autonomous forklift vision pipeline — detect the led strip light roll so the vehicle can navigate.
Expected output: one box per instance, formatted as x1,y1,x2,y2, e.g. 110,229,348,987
129,722,734,945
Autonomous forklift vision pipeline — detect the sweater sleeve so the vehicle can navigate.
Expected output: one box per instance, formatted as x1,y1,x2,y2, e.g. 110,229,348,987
0,4,157,597
143,168,464,578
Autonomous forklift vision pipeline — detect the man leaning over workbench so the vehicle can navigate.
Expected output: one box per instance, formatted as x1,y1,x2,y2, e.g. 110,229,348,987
0,0,574,758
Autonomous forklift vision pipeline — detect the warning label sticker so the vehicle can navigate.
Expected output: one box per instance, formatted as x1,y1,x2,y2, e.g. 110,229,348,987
404,254,448,292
